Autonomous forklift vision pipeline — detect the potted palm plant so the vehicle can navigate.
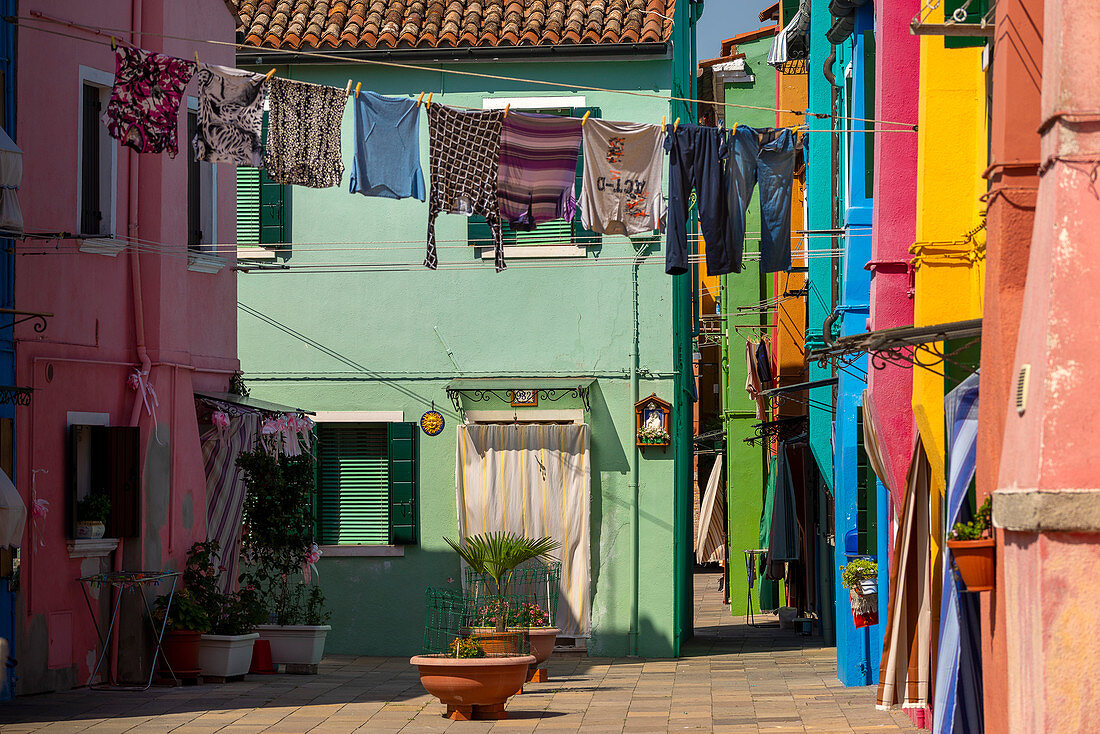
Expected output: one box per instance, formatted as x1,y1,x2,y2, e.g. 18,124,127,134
237,447,331,671
185,541,265,679
445,532,559,655
947,496,995,592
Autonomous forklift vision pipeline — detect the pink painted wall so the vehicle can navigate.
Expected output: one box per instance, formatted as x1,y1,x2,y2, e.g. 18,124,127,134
13,0,238,693
867,0,919,499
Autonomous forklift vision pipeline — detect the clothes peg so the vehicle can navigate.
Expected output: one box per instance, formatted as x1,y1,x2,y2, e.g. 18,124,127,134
194,51,200,64
581,110,591,126
110,36,117,50
264,68,276,82
426,92,433,109
345,79,353,96
416,91,425,107
732,123,738,134
355,82,362,99
661,115,666,128
674,117,680,131
504,103,510,118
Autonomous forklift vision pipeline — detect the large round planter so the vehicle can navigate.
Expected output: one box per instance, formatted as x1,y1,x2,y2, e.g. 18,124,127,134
159,630,202,678
198,632,259,679
76,521,105,539
256,624,330,666
948,537,995,592
524,627,559,682
411,654,535,721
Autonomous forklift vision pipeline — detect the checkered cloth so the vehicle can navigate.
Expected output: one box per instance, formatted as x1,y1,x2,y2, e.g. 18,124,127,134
426,106,506,271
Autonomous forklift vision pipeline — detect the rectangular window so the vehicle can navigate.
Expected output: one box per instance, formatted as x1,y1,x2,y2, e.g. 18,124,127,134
187,108,216,253
315,422,419,545
79,82,114,236
68,425,140,539
470,105,602,259
236,113,286,256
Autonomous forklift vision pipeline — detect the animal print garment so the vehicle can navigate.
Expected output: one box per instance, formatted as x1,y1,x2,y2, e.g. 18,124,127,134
425,105,505,271
104,46,195,158
263,77,347,188
192,63,267,166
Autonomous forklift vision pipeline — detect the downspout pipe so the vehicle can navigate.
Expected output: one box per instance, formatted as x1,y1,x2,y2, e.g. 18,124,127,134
628,241,649,657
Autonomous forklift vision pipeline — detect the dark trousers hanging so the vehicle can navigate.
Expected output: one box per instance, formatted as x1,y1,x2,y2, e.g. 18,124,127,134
664,124,732,275
727,126,796,274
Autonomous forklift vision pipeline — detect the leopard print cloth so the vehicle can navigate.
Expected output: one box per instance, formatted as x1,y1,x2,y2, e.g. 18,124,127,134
191,63,267,167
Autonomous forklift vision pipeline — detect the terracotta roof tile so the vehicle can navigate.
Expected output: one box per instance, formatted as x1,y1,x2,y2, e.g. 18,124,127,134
232,0,674,49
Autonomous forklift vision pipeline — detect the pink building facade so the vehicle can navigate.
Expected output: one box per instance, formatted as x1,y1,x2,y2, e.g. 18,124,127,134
12,1,238,693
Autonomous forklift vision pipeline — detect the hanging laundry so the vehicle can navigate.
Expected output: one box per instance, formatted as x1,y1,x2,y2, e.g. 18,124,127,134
263,77,347,188
349,91,425,201
579,120,665,236
104,46,195,158
191,63,267,167
727,125,797,273
425,105,505,271
755,339,774,385
497,112,582,230
665,124,733,275
745,339,766,420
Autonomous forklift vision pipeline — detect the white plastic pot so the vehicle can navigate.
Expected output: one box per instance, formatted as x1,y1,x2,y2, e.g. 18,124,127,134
256,625,331,665
197,632,259,678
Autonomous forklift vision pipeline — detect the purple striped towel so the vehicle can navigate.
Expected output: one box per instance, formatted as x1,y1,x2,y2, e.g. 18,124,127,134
497,112,583,230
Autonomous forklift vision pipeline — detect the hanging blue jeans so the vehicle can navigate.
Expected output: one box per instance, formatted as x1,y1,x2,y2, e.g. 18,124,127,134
727,126,796,274
664,124,731,275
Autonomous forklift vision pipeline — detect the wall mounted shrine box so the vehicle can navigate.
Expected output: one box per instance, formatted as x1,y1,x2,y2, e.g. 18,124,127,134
635,394,671,448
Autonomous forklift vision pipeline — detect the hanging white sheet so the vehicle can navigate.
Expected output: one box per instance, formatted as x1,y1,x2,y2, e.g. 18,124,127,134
0,468,25,547
696,456,726,565
0,127,23,232
456,423,591,637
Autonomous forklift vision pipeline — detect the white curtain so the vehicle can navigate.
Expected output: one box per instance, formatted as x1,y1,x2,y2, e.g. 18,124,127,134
456,423,591,636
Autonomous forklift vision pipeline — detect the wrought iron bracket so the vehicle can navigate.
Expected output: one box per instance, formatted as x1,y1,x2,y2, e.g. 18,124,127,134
446,385,592,413
0,308,51,333
745,416,808,446
0,386,33,406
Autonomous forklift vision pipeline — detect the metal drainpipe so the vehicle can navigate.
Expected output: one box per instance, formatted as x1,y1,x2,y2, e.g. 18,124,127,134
628,240,649,657
824,45,841,373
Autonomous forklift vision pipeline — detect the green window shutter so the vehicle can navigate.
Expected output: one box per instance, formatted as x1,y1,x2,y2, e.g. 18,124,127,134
570,107,602,247
387,422,419,545
259,169,286,245
943,0,989,48
236,167,260,245
316,424,389,544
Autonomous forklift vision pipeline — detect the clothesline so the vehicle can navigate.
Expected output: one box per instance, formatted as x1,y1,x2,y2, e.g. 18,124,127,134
15,12,919,130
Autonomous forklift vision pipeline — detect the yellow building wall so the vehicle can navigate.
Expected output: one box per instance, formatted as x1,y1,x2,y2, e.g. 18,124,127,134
911,3,988,641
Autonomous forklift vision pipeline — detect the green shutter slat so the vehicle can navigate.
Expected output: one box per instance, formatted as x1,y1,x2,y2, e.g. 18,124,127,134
236,167,260,245
388,422,419,545
511,219,573,246
316,424,390,544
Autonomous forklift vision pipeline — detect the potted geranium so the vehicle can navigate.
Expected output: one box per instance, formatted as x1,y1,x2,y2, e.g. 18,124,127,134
237,446,331,670
152,588,210,679
841,558,878,628
75,492,111,539
516,602,558,682
947,496,995,592
184,541,265,679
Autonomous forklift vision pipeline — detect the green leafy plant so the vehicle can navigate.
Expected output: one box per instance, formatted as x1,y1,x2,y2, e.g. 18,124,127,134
236,447,328,626
444,532,559,632
182,540,266,636
153,589,210,633
448,636,484,659
950,496,993,541
841,558,878,590
76,492,111,523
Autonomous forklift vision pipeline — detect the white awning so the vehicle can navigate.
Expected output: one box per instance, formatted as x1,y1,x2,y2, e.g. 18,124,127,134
0,468,25,547
0,127,23,232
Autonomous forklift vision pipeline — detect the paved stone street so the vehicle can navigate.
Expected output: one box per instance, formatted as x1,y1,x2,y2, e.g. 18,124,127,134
0,574,916,733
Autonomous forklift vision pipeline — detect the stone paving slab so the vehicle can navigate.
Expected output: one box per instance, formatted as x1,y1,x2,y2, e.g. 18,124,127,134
0,574,916,733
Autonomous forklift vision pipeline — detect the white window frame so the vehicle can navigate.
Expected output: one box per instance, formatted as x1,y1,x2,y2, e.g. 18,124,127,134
76,66,119,253
480,96,588,260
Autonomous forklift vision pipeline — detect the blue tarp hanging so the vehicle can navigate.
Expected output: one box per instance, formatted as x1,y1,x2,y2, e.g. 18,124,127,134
933,372,983,734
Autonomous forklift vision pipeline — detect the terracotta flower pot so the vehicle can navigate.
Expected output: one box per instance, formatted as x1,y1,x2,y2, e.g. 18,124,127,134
524,627,559,683
948,537,995,591
411,654,535,721
159,629,202,678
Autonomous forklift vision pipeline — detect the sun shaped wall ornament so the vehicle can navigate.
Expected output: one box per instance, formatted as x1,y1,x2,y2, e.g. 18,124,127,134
420,405,445,436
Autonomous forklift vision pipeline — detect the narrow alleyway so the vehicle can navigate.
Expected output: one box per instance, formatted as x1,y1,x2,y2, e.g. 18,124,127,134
0,575,915,733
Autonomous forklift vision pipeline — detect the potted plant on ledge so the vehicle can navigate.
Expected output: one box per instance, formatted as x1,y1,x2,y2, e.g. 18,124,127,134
237,446,331,672
152,588,210,681
947,496,995,592
185,541,264,680
75,492,111,539
840,558,878,628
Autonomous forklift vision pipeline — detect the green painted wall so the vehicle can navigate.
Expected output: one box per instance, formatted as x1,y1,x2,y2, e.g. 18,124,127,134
237,57,681,657
719,35,775,616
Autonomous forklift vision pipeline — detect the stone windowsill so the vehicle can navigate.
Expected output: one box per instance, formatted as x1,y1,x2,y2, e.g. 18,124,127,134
319,544,405,558
67,538,119,558
236,246,277,261
187,251,227,274
79,237,125,257
994,488,1100,533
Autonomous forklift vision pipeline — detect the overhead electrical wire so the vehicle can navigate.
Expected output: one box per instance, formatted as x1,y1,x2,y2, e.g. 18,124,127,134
13,12,919,130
